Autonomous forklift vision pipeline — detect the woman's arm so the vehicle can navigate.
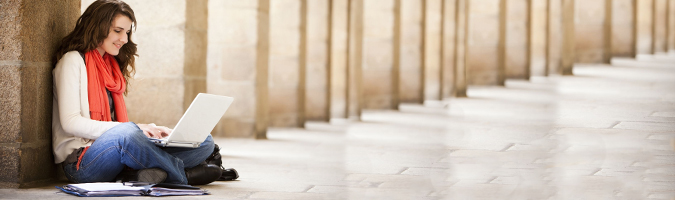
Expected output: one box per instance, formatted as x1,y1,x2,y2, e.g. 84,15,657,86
54,52,120,139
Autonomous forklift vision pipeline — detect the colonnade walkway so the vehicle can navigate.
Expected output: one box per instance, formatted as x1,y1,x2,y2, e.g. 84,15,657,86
2,55,675,199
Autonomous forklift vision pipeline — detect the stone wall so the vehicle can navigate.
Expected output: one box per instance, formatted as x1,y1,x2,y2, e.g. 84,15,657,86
0,0,79,188
207,1,260,137
126,0,187,127
83,0,190,128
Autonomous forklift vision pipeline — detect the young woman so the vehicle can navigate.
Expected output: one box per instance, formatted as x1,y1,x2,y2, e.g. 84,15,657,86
53,0,226,185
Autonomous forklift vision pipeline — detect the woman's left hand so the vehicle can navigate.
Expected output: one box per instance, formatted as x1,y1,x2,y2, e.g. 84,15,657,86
137,123,172,139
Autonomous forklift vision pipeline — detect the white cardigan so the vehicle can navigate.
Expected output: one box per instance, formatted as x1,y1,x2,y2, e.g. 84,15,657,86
52,51,121,163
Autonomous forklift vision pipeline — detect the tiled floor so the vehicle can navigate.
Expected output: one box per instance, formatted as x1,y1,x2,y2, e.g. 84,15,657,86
1,55,674,199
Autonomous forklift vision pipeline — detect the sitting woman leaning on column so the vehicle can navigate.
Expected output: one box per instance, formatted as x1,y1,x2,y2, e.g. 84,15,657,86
52,0,237,185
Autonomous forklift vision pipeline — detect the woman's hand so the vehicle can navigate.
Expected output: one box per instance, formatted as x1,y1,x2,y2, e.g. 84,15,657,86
137,123,172,139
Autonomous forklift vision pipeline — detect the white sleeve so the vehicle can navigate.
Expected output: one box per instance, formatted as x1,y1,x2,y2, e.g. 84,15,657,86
54,52,121,139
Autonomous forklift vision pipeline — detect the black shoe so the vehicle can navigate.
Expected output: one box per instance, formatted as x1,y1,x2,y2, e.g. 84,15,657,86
185,164,222,185
117,168,167,184
204,144,222,166
218,168,239,181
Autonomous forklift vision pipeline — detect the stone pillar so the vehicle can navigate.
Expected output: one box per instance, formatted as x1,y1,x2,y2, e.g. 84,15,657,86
530,0,549,75
503,0,529,80
184,0,208,112
574,0,607,63
653,0,668,53
561,0,575,75
304,0,330,121
497,0,506,84
399,0,424,103
441,0,457,98
610,0,636,57
329,0,349,119
362,0,395,109
347,0,364,119
454,0,469,96
206,1,266,138
0,0,79,188
423,0,443,99
603,0,612,63
256,0,271,138
636,0,654,55
547,0,563,75
669,0,675,52
467,0,501,85
393,0,402,108
267,0,302,127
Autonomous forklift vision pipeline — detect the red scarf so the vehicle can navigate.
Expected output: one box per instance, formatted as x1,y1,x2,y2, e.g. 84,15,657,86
85,49,129,122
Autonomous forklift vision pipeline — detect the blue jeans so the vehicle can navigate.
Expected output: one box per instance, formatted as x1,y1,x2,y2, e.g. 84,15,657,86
62,122,215,184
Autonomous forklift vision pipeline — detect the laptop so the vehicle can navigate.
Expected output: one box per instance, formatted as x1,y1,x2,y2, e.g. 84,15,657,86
150,93,234,148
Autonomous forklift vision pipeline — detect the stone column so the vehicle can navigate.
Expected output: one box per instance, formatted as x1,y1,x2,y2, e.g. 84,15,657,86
610,0,636,57
268,0,302,127
441,0,457,98
256,0,270,138
653,0,668,53
347,0,364,119
573,0,607,63
503,0,529,80
636,0,654,55
304,0,330,121
298,0,308,126
329,0,349,119
530,0,549,75
497,0,506,84
0,0,79,188
393,0,402,109
206,1,266,138
423,0,444,99
669,0,675,52
547,0,563,75
399,0,424,103
362,0,395,109
454,0,469,96
561,0,575,75
467,0,501,85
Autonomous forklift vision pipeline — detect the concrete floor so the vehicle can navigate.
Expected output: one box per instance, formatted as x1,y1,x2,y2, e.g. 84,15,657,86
1,55,674,199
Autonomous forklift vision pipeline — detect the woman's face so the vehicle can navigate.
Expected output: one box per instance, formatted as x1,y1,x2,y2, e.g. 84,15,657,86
97,14,132,56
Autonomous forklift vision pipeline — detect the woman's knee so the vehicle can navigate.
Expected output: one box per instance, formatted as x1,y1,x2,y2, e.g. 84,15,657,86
98,122,146,143
202,135,215,149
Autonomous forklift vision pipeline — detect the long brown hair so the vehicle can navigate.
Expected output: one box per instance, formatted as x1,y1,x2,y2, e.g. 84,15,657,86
55,0,137,94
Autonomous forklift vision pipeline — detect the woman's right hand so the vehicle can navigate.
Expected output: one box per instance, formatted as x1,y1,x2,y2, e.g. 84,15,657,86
137,123,172,139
